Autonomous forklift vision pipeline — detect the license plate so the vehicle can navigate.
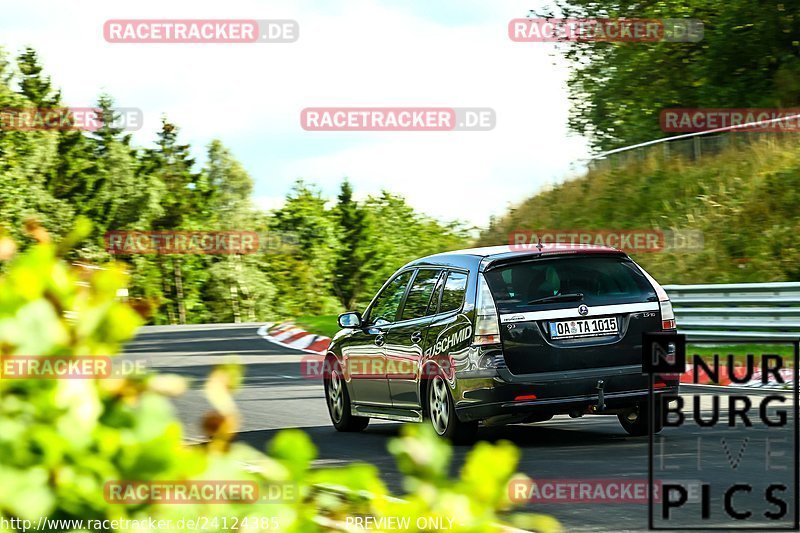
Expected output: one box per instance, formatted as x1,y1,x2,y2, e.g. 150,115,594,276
549,317,619,339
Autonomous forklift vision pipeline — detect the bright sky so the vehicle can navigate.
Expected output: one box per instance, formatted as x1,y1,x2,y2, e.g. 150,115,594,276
1,0,589,227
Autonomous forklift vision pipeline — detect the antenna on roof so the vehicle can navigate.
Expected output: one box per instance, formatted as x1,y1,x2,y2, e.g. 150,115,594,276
536,236,543,251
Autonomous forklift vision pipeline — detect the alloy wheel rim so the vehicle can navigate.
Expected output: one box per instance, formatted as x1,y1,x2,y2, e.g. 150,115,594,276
328,369,344,423
429,376,449,435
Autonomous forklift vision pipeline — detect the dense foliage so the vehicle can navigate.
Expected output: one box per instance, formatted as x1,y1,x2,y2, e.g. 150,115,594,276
539,0,800,151
0,47,469,325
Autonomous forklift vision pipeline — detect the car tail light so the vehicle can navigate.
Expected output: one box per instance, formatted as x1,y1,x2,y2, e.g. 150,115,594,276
473,274,500,345
657,289,676,329
515,394,537,401
636,263,676,330
660,300,676,330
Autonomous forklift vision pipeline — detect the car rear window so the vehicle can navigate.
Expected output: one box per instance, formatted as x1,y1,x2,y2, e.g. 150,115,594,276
484,256,656,310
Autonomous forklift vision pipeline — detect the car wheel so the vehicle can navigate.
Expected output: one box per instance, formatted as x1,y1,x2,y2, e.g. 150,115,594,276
427,374,477,443
325,360,369,432
617,401,663,436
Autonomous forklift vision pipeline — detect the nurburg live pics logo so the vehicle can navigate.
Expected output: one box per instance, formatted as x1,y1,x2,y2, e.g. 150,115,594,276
643,332,799,530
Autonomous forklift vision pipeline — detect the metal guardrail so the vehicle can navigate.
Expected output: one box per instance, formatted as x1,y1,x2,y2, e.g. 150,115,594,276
664,282,800,341
583,113,800,172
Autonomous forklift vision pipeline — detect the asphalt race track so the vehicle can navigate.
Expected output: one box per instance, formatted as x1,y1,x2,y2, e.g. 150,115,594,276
124,324,799,532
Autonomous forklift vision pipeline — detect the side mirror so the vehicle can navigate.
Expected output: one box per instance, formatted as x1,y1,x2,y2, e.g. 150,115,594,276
338,312,362,329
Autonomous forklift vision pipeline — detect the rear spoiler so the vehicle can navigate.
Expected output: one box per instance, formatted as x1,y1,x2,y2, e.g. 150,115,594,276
480,250,628,272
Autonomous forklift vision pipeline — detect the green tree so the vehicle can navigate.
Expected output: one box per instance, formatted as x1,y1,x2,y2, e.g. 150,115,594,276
544,0,800,151
144,119,199,230
200,140,253,222
267,180,340,317
360,192,468,305
332,179,373,310
15,47,60,107
0,48,73,245
85,95,157,235
140,119,201,324
198,141,272,323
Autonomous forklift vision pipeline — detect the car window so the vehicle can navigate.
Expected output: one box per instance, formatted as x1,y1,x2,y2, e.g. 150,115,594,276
426,272,446,315
440,271,468,313
400,269,442,321
368,271,413,325
483,256,656,310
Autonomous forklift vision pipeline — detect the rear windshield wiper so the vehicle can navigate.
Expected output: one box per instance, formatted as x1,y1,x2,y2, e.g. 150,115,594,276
527,292,584,305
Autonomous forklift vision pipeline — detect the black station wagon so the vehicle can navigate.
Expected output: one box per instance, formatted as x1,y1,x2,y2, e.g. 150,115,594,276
323,244,679,441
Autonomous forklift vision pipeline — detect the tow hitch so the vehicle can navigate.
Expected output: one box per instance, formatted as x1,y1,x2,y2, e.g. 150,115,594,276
596,379,605,412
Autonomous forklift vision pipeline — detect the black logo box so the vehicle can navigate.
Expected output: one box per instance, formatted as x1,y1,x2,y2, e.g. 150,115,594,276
644,338,799,531
643,331,686,374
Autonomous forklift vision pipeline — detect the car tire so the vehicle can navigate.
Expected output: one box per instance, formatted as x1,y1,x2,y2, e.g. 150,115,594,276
617,400,663,436
325,359,369,432
427,373,477,444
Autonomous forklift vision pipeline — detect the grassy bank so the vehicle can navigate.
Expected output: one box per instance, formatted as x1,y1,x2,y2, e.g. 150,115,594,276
294,315,340,338
479,136,800,285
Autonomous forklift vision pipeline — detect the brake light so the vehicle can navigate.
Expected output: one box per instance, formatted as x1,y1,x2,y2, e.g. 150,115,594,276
636,262,677,331
474,274,500,345
660,300,676,330
515,394,537,401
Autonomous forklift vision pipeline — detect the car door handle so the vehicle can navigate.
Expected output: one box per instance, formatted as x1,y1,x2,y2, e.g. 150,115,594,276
410,331,422,344
375,334,385,347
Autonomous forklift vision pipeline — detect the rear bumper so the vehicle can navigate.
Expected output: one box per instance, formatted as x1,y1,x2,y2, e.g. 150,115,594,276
453,364,679,423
